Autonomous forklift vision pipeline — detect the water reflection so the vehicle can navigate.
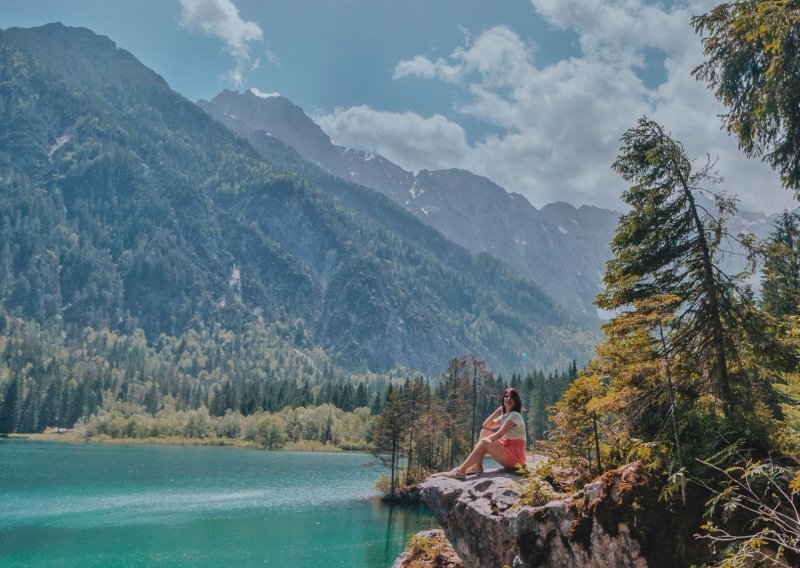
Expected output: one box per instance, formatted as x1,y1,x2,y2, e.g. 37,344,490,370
364,498,439,567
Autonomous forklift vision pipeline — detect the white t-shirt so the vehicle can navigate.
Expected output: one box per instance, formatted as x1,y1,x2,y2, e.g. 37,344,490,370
500,411,526,442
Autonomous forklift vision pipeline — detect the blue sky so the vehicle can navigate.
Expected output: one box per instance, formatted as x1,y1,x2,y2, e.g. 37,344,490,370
3,0,798,214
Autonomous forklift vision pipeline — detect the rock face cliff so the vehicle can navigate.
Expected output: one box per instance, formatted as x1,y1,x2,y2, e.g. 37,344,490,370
418,459,654,568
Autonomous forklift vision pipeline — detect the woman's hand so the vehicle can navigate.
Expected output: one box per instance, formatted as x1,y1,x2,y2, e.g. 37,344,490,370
482,406,504,428
489,418,515,442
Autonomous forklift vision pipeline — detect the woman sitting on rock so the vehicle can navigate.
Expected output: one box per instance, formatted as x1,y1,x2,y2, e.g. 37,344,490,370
443,387,527,479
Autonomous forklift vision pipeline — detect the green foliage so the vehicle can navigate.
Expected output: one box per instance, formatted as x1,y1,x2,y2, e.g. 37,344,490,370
526,361,577,443
546,121,793,564
400,532,453,568
74,401,373,451
771,315,800,457
576,117,784,475
761,211,800,319
549,373,608,474
0,376,20,435
253,414,287,449
516,469,556,508
693,1,800,195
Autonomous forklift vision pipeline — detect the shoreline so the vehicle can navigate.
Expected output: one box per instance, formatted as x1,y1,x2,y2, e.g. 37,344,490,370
5,432,360,453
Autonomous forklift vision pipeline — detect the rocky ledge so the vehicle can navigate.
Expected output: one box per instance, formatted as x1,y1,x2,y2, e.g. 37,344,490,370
391,529,463,568
417,457,654,568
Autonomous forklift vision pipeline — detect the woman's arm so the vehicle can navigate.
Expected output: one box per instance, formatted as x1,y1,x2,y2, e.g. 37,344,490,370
482,406,504,429
488,419,514,442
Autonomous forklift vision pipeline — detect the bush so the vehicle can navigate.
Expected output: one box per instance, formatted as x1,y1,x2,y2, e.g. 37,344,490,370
254,414,286,449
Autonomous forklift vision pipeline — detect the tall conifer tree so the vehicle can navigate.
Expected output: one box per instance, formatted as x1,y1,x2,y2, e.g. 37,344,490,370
600,117,752,410
762,210,800,318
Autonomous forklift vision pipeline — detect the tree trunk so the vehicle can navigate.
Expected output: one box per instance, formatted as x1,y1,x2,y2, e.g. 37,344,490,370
592,412,603,475
681,178,732,407
660,325,687,506
390,432,397,497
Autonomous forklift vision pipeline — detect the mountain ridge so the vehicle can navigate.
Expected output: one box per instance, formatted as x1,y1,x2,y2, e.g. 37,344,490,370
198,89,619,320
0,23,595,375
199,88,794,319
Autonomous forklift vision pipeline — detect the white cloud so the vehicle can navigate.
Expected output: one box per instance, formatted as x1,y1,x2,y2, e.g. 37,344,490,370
314,106,471,172
317,0,797,214
393,55,453,82
179,0,268,87
532,0,703,63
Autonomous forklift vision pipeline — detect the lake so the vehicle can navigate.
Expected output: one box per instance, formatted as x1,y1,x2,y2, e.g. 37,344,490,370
0,439,438,567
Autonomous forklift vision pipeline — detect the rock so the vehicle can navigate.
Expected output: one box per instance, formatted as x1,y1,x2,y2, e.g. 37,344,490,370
418,457,651,568
391,529,464,568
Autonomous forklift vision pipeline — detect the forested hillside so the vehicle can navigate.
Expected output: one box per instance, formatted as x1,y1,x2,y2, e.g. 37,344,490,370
0,23,595,433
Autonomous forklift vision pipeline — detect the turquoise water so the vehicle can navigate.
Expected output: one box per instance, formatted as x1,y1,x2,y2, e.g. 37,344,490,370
0,440,438,567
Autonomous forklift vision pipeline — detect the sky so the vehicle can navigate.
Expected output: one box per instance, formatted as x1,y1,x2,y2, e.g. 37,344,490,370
3,0,799,214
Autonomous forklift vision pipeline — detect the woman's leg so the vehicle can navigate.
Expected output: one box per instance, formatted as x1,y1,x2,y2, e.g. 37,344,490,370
478,428,494,440
462,429,496,473
459,438,514,472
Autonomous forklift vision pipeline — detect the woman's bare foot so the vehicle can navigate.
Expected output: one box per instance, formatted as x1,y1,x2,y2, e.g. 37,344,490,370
441,468,467,480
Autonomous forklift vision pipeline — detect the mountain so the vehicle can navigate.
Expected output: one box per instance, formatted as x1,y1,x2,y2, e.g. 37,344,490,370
199,89,620,320
198,89,796,318
0,23,596,376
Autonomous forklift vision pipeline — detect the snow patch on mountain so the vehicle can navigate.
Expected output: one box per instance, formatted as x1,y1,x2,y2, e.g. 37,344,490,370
229,265,241,289
249,87,280,98
48,133,72,157
409,179,424,199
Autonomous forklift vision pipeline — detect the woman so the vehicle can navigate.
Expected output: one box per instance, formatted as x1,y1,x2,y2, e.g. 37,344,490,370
443,387,527,479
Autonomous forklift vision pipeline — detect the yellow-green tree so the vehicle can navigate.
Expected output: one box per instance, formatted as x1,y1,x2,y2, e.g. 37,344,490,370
549,373,608,475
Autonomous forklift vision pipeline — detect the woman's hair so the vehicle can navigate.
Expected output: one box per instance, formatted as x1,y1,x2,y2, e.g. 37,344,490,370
501,387,522,414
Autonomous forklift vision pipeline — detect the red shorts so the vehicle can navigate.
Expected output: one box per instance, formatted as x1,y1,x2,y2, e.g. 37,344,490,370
499,438,526,467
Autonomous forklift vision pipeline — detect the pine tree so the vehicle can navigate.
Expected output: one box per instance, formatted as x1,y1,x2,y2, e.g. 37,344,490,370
467,357,493,447
762,210,800,318
693,1,800,194
0,377,21,435
371,385,407,498
403,377,429,482
439,357,471,468
527,374,546,442
601,117,754,411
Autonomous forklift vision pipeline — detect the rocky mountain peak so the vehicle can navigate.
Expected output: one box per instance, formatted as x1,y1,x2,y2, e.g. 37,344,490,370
199,89,334,162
